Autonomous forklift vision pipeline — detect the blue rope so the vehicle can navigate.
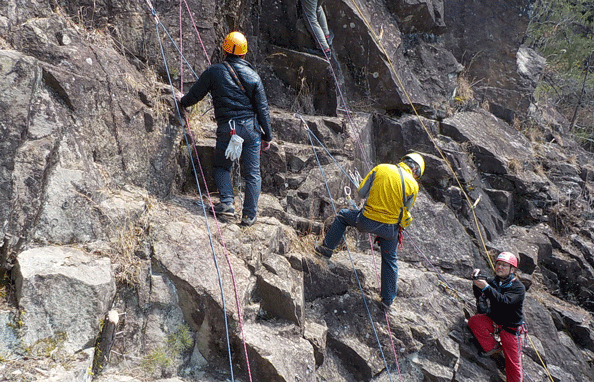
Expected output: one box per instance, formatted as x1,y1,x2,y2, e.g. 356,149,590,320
295,114,361,188
154,20,236,381
306,130,395,382
157,21,201,80
300,5,373,171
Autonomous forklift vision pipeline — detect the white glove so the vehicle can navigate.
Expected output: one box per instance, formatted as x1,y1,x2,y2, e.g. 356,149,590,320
225,134,244,161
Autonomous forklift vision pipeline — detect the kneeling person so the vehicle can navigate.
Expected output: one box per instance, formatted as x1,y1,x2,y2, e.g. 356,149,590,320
468,252,526,382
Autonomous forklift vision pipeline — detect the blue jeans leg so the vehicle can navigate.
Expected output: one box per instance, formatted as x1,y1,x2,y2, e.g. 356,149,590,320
322,208,400,303
379,237,399,304
214,118,262,213
302,0,330,51
355,212,400,304
322,208,359,251
214,144,234,206
239,128,261,219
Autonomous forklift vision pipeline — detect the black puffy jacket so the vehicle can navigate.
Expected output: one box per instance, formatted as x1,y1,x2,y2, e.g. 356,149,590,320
473,274,525,328
180,56,273,142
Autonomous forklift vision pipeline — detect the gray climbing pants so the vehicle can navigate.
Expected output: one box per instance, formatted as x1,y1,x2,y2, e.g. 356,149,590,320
302,0,330,51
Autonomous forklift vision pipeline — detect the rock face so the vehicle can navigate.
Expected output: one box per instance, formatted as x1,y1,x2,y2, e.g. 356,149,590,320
443,0,535,121
0,14,183,264
14,246,115,353
1,1,594,382
387,0,446,34
266,48,338,116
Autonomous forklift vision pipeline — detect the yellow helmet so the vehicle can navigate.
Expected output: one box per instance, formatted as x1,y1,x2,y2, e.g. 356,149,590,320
402,152,425,178
222,31,248,55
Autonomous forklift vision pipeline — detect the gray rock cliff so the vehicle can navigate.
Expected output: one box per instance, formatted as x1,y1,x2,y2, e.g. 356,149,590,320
0,1,593,381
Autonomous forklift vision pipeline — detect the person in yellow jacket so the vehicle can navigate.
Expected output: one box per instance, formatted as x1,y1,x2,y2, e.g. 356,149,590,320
314,153,425,312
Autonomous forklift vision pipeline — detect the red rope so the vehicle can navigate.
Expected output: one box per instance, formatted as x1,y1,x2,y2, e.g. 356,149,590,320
181,0,212,66
184,114,253,382
178,2,252,380
367,233,403,381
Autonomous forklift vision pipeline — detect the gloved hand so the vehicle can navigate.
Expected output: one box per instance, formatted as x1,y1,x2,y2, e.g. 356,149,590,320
175,94,186,116
225,134,244,161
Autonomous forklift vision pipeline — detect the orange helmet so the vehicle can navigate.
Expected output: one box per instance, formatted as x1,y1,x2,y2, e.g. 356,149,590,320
222,31,248,55
496,252,518,268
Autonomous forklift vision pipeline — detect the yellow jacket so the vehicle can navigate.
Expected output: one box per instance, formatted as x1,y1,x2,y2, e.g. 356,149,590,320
357,163,419,227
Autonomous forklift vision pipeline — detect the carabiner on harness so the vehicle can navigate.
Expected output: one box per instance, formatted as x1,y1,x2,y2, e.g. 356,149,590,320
344,186,358,209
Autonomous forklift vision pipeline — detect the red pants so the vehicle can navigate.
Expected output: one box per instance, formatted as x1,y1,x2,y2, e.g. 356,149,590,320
468,314,524,382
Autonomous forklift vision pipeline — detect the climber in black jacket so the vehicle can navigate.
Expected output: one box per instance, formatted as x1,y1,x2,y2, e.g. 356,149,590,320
468,252,526,382
179,31,273,227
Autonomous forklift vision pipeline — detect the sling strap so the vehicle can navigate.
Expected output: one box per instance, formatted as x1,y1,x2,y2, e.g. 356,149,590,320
223,61,259,127
395,165,406,226
223,61,247,94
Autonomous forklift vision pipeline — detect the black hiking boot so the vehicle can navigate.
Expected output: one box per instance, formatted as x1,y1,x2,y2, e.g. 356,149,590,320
379,298,392,313
314,243,333,259
209,203,235,218
240,215,257,227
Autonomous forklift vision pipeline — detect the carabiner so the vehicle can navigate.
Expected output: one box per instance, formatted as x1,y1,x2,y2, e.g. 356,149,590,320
294,113,310,131
228,119,236,135
349,169,362,186
344,186,357,209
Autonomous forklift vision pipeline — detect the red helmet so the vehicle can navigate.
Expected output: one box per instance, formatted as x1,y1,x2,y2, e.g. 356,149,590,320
496,252,518,268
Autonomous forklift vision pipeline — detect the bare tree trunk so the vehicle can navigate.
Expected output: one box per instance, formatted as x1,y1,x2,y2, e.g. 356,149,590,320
92,310,119,375
569,53,592,132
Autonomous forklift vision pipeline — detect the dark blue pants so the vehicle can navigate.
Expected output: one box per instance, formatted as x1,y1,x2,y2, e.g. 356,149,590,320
214,117,262,219
322,208,400,304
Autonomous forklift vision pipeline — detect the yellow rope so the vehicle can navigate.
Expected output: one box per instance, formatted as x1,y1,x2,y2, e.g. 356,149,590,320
348,0,495,271
348,1,555,378
527,334,555,382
